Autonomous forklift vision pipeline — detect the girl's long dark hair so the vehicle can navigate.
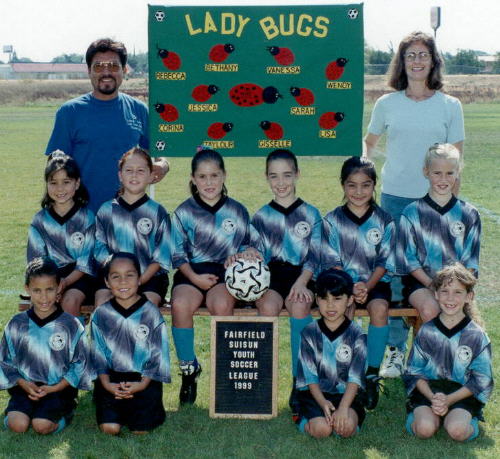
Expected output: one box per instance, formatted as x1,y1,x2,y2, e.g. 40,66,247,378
190,148,227,197
42,150,89,208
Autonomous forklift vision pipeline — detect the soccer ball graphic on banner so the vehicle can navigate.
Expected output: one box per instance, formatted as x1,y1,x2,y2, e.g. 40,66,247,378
347,8,359,19
155,10,165,22
225,259,270,302
155,140,166,151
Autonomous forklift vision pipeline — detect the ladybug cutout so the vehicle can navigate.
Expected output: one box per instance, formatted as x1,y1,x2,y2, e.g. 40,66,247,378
325,58,348,80
158,48,181,70
209,43,235,63
208,122,233,139
155,103,179,122
192,84,219,102
229,84,281,107
290,87,314,106
260,121,284,140
267,46,295,66
319,112,345,130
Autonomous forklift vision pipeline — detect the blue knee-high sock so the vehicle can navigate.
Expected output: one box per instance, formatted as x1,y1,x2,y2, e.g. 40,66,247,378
171,327,195,362
367,324,390,368
290,315,313,376
54,416,67,434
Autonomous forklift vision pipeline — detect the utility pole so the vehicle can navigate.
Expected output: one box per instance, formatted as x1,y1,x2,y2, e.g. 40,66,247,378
430,6,441,40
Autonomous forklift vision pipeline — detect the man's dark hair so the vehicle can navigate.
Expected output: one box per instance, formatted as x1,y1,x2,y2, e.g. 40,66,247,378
85,38,127,69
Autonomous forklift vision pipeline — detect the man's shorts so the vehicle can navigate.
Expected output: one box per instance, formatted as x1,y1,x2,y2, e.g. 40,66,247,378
94,372,165,431
297,389,366,426
5,383,77,423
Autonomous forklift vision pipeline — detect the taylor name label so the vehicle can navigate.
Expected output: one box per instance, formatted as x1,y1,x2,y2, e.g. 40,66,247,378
210,316,278,419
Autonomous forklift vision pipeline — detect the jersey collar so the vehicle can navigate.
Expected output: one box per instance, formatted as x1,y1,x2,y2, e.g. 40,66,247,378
27,305,64,327
48,203,80,225
342,203,374,226
433,315,471,338
194,193,227,214
117,194,149,212
318,316,351,341
423,194,457,215
110,295,148,318
269,198,304,216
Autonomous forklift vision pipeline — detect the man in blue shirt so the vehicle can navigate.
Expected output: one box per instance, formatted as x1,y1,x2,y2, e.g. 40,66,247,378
46,38,168,213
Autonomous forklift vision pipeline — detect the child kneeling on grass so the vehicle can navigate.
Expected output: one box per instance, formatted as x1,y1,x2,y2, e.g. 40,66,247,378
295,269,367,438
90,252,171,435
404,263,493,442
0,257,92,434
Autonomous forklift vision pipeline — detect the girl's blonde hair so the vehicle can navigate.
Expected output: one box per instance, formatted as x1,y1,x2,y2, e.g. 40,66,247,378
431,263,484,328
424,143,463,172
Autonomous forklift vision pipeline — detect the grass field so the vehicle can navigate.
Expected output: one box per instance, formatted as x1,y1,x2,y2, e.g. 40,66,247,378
0,103,498,458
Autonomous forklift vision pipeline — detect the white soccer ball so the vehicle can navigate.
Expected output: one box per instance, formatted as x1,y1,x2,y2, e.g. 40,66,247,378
155,10,165,22
155,140,166,151
225,259,270,302
347,8,359,19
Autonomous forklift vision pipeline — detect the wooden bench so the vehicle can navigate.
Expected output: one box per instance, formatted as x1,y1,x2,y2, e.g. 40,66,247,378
18,300,422,334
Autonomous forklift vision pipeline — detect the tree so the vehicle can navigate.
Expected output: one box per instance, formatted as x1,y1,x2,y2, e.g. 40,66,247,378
10,51,33,63
51,53,84,64
365,46,392,75
492,52,500,74
127,52,148,76
445,49,484,74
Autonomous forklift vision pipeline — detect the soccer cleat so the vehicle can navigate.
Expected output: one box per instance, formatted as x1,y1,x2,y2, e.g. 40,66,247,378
379,346,405,378
365,374,383,410
179,362,202,405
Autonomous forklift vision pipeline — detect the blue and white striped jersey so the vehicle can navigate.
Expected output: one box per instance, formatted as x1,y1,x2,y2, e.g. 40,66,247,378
404,317,493,404
0,307,92,390
27,205,95,276
397,195,481,277
252,199,322,276
95,195,174,274
90,296,170,383
322,204,396,283
172,194,257,268
296,318,367,394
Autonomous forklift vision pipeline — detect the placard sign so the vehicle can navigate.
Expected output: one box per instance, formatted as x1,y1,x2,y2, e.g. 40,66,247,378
210,316,278,419
148,4,364,157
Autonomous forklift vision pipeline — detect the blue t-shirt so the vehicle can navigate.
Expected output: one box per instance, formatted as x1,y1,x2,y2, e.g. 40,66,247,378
46,92,149,212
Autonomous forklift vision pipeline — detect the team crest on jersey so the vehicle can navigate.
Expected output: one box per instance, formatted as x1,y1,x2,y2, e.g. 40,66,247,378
222,218,237,234
294,221,311,239
49,332,66,351
70,232,84,248
134,324,150,341
366,228,382,245
457,345,473,364
335,343,352,363
137,218,153,235
450,221,465,237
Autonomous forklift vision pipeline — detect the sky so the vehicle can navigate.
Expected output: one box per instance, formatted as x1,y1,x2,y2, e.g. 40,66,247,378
0,0,498,62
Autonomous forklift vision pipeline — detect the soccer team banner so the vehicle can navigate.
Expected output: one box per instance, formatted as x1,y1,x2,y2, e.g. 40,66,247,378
148,4,363,157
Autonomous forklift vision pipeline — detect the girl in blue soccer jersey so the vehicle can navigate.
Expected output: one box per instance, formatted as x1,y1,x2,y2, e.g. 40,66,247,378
397,143,481,324
322,156,396,410
251,149,322,419
404,263,493,441
296,270,367,439
27,151,95,318
94,147,173,307
91,252,170,434
0,258,92,434
171,148,259,406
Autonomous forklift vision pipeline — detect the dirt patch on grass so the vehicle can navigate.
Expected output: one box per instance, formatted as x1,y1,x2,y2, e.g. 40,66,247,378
1,75,498,105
